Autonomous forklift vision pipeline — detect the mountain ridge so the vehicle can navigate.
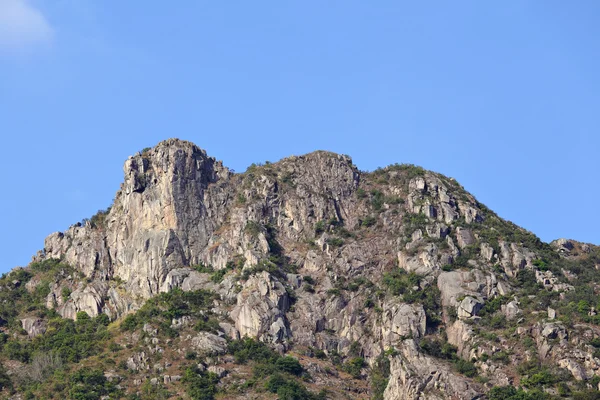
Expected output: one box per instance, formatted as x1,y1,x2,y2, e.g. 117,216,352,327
1,138,600,399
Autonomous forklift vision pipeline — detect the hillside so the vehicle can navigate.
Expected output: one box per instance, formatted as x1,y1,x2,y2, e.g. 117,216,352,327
1,138,600,400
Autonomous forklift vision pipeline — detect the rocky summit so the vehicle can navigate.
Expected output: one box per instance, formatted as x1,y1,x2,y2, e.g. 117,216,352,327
1,138,599,400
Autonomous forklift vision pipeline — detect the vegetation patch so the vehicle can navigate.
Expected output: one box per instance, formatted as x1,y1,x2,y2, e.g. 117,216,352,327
227,338,325,399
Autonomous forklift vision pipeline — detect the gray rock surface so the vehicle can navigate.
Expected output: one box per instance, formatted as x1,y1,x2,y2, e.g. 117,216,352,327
21,317,46,337
16,139,600,398
383,340,482,400
190,332,227,355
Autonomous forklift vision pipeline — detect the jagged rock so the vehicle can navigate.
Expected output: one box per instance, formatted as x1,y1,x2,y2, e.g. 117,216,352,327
438,271,473,308
503,300,521,320
20,317,46,337
380,302,426,343
104,372,121,383
437,270,498,312
190,332,227,355
458,296,484,319
171,315,193,329
446,320,474,358
143,323,158,336
207,366,227,378
537,322,568,358
161,268,207,293
218,322,240,340
558,358,587,380
542,323,563,339
496,281,510,296
498,242,536,276
548,307,556,320
164,375,182,384
383,339,482,400
153,363,164,372
12,139,600,399
398,244,440,275
127,352,149,371
41,140,232,312
57,283,105,319
230,271,290,343
480,242,495,261
455,227,475,249
552,238,574,253
536,270,574,293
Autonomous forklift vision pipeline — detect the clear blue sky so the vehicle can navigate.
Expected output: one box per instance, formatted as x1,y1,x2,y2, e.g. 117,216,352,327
1,1,598,273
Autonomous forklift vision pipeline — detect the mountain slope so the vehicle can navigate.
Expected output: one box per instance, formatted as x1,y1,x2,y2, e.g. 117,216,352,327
1,138,599,399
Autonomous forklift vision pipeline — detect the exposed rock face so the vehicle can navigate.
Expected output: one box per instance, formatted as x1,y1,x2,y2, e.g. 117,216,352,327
536,269,574,292
14,138,600,399
457,296,484,319
21,317,46,337
446,320,474,358
503,300,521,320
230,271,290,343
383,340,482,400
58,284,105,319
127,352,150,371
190,332,227,355
380,302,427,343
40,140,232,317
552,238,575,254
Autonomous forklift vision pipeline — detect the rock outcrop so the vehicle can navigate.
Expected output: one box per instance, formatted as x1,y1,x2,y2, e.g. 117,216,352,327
383,340,482,400
5,138,598,399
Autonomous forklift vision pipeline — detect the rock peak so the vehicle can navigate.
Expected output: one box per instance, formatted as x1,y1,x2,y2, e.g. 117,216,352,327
9,139,600,399
134,138,211,160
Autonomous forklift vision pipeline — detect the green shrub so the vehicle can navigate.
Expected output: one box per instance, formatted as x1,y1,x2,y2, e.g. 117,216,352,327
488,386,550,400
61,287,72,302
120,314,138,331
326,237,344,248
315,220,326,235
455,359,477,377
228,338,279,364
420,338,458,360
370,190,384,211
181,367,219,400
89,208,111,229
265,373,320,400
382,269,420,297
491,351,510,364
194,316,221,334
402,213,428,230
68,367,119,400
572,390,600,400
275,357,303,376
520,371,556,388
191,263,214,273
244,221,263,238
119,289,217,333
361,215,377,227
370,353,390,400
342,357,365,379
0,363,11,392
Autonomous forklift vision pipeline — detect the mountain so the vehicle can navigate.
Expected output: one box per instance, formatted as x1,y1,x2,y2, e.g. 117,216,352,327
1,138,599,400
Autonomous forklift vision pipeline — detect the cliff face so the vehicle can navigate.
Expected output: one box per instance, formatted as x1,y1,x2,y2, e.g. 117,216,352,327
41,140,232,316
4,138,600,399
